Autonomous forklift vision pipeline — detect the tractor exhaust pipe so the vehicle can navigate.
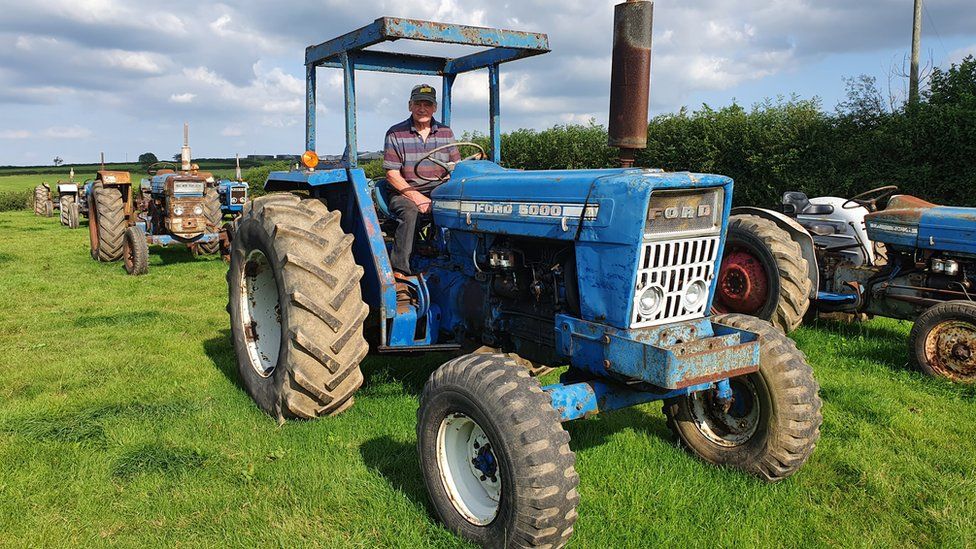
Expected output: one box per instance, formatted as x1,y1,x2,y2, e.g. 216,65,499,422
181,122,192,172
608,0,653,168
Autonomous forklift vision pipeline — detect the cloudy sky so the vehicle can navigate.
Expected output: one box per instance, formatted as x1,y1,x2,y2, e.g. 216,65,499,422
0,0,974,166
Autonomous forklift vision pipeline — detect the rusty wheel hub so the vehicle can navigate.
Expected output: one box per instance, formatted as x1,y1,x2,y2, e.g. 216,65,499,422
924,320,976,381
715,250,769,313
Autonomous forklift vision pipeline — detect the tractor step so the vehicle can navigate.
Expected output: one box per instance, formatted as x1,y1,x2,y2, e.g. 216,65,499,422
377,343,461,353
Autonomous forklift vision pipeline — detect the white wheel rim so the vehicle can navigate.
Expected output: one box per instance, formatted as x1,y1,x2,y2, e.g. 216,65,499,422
239,249,281,377
436,412,501,526
689,377,761,447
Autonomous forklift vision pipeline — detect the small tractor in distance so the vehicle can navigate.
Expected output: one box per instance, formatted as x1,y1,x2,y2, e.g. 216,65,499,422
216,154,249,219
719,186,976,383
58,168,89,229
114,124,225,275
226,6,823,547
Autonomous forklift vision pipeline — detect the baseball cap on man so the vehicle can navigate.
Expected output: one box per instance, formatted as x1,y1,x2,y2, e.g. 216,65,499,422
410,84,437,103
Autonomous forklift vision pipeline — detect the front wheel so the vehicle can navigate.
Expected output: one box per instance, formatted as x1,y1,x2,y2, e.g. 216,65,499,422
664,313,822,482
417,354,580,548
910,301,976,383
68,200,80,229
59,195,74,226
123,226,149,275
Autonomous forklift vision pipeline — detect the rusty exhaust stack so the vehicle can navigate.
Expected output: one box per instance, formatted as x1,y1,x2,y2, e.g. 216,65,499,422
608,0,653,168
181,122,192,172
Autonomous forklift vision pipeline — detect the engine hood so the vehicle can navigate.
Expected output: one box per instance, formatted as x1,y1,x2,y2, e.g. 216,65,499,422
865,195,976,254
431,160,731,245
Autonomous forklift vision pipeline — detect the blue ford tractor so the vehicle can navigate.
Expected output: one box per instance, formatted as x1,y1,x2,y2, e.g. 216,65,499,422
216,155,249,218
226,5,823,547
719,185,976,383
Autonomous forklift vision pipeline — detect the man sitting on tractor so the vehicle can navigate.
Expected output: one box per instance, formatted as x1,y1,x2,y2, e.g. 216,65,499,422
382,84,460,282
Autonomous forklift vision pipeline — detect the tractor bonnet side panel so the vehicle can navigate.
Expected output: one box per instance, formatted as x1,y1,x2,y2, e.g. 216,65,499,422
432,161,733,329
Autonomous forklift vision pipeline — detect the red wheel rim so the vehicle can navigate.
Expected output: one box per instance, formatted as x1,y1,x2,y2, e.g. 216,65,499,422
714,249,769,314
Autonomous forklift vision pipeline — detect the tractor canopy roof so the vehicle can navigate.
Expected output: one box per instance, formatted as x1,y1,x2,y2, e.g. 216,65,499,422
303,16,551,167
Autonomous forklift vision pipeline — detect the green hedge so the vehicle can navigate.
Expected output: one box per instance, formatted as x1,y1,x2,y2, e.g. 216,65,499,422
0,189,32,212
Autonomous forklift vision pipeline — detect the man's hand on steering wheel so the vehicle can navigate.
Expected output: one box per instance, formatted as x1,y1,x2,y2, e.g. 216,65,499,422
841,185,899,212
412,142,487,183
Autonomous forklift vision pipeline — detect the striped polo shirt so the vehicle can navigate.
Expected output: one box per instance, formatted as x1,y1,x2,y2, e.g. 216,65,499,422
382,117,461,194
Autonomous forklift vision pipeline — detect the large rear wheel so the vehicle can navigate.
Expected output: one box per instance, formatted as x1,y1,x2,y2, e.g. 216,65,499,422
227,194,369,421
196,187,222,255
89,182,126,262
417,353,580,548
715,214,811,332
664,313,822,481
33,184,49,216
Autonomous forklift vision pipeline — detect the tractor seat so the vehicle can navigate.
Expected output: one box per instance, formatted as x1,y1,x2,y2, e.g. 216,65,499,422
781,191,834,216
369,179,394,219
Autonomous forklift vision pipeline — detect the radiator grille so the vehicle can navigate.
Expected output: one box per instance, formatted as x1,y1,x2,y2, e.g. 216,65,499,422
631,235,721,328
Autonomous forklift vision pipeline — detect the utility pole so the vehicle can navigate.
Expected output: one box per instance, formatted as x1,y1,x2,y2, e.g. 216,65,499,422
909,0,922,105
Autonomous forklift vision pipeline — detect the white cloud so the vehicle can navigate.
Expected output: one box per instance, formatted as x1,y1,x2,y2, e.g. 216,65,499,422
0,130,32,139
948,44,976,65
41,125,92,139
169,93,196,103
221,125,243,137
100,50,168,74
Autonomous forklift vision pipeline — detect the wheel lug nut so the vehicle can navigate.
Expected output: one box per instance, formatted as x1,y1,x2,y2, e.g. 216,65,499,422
473,442,480,449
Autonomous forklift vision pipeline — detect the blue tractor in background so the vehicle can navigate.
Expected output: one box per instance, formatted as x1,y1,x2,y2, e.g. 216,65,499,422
216,154,249,218
720,185,976,383
226,5,823,547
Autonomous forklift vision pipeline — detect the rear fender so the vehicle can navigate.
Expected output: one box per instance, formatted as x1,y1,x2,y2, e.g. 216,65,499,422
731,206,819,299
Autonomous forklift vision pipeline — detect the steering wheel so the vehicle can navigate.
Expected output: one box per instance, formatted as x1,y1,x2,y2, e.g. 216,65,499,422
146,162,177,176
413,142,487,182
842,185,899,211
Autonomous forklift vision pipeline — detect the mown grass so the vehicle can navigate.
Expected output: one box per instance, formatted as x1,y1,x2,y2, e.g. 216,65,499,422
1,209,975,547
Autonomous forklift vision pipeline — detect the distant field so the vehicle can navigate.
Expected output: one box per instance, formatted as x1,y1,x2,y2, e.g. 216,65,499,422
1,208,975,546
0,169,241,194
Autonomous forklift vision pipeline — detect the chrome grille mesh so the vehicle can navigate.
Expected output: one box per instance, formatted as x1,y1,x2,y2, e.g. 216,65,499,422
631,235,721,328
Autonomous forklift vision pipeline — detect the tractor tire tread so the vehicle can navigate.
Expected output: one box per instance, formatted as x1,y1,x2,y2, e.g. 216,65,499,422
230,194,367,420
417,354,579,548
93,182,126,262
727,214,812,332
664,313,821,482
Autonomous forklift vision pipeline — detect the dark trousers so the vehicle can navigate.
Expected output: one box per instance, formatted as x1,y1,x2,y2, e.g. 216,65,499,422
388,193,423,275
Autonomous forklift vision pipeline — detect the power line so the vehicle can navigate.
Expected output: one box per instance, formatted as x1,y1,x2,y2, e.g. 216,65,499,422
922,1,949,61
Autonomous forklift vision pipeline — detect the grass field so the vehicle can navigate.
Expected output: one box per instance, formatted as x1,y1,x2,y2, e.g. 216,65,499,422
1,208,975,547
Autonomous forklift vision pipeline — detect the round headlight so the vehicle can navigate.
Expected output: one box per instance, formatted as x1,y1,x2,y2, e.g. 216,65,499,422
637,285,664,318
684,279,708,308
193,205,204,215
173,205,185,216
